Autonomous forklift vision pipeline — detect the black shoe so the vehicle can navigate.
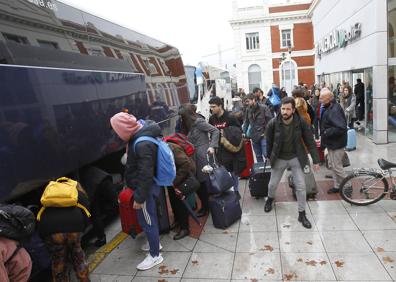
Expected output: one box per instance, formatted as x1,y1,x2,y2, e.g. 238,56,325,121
94,236,106,247
327,187,340,194
196,208,208,218
325,174,333,179
173,229,190,240
298,211,312,229
170,222,180,231
264,197,274,213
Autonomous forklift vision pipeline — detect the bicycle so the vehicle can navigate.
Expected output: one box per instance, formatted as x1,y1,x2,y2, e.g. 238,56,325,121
339,158,396,206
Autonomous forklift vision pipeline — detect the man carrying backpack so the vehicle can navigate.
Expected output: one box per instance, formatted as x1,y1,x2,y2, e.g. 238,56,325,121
37,178,91,282
110,113,166,271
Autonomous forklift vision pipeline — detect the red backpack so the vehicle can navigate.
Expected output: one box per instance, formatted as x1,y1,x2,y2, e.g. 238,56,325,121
163,133,196,157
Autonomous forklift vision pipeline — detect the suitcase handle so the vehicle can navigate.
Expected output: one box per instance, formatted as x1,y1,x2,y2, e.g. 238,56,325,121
206,153,219,168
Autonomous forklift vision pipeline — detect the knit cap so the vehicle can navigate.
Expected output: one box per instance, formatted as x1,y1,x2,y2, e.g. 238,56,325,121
110,112,143,142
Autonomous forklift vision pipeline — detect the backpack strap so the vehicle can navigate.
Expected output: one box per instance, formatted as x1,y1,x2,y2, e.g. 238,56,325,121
37,204,91,221
133,136,159,153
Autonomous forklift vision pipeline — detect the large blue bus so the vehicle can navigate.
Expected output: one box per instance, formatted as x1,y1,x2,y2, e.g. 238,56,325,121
0,0,190,203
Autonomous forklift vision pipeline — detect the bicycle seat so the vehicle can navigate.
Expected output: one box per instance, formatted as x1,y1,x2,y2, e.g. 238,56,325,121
378,158,396,170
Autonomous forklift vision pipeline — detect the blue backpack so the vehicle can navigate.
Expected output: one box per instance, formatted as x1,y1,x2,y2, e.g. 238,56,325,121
269,87,281,106
133,136,176,186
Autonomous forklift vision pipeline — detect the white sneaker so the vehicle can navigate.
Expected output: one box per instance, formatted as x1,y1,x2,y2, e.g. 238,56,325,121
136,254,164,270
141,241,163,252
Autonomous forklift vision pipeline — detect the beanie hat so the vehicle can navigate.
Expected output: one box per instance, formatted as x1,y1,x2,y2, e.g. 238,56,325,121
110,112,143,142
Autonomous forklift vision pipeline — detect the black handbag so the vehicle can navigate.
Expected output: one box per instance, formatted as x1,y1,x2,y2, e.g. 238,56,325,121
178,174,200,196
207,154,234,194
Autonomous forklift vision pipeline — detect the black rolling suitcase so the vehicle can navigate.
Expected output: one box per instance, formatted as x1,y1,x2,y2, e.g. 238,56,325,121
249,161,271,198
209,191,242,229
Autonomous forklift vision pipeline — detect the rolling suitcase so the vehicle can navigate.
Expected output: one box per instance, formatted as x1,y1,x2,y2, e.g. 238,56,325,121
240,139,254,179
288,169,317,199
118,188,143,238
346,127,356,151
315,140,325,164
156,187,170,234
249,161,271,198
209,191,242,229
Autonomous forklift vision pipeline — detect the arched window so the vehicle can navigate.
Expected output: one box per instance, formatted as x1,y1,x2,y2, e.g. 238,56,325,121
248,64,261,92
280,60,297,94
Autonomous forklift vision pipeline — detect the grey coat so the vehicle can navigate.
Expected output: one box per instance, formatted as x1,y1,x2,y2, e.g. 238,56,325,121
187,118,220,182
341,94,356,120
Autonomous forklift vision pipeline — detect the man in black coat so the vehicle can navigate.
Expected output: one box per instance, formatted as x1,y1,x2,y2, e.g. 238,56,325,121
243,93,273,163
319,88,348,194
354,78,365,124
265,97,320,229
209,96,245,198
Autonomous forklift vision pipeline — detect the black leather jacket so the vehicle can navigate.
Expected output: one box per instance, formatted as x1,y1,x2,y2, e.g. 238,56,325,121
320,102,347,150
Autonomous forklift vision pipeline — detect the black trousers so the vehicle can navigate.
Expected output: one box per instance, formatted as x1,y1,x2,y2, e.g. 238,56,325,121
197,181,209,211
168,187,189,230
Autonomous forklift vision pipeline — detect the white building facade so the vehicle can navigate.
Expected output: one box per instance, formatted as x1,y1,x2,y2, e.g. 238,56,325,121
310,0,392,144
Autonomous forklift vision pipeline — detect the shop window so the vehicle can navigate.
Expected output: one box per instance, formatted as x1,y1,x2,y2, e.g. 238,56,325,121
245,33,259,50
248,64,261,92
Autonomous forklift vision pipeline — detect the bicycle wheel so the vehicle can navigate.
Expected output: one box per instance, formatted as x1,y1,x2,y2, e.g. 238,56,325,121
339,172,388,206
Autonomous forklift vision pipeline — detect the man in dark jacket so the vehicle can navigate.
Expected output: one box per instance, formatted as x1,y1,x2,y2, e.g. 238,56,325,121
243,93,273,163
209,96,244,198
354,78,365,124
319,88,348,194
110,113,163,271
265,97,320,229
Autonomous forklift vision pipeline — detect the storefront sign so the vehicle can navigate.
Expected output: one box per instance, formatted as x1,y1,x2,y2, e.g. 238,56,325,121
316,23,362,59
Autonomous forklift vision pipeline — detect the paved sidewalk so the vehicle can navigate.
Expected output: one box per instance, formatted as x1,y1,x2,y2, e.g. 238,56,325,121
86,133,396,281
89,179,396,281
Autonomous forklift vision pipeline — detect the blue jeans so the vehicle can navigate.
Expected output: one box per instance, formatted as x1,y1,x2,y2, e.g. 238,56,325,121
252,138,267,163
136,185,160,257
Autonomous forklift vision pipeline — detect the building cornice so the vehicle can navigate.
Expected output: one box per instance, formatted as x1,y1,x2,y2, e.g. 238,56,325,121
307,0,320,17
230,14,310,27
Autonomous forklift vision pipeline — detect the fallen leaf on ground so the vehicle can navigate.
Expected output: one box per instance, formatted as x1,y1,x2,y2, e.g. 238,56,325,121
335,260,344,267
320,260,327,265
223,231,229,234
158,279,167,282
306,241,313,245
383,256,395,264
250,279,258,282
283,224,291,228
376,247,385,252
284,272,298,280
260,245,274,252
192,260,199,265
285,242,290,245
297,258,303,262
305,260,317,266
170,268,179,274
266,268,275,274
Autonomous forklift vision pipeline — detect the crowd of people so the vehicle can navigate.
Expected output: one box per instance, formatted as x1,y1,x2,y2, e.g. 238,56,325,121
1,79,363,281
